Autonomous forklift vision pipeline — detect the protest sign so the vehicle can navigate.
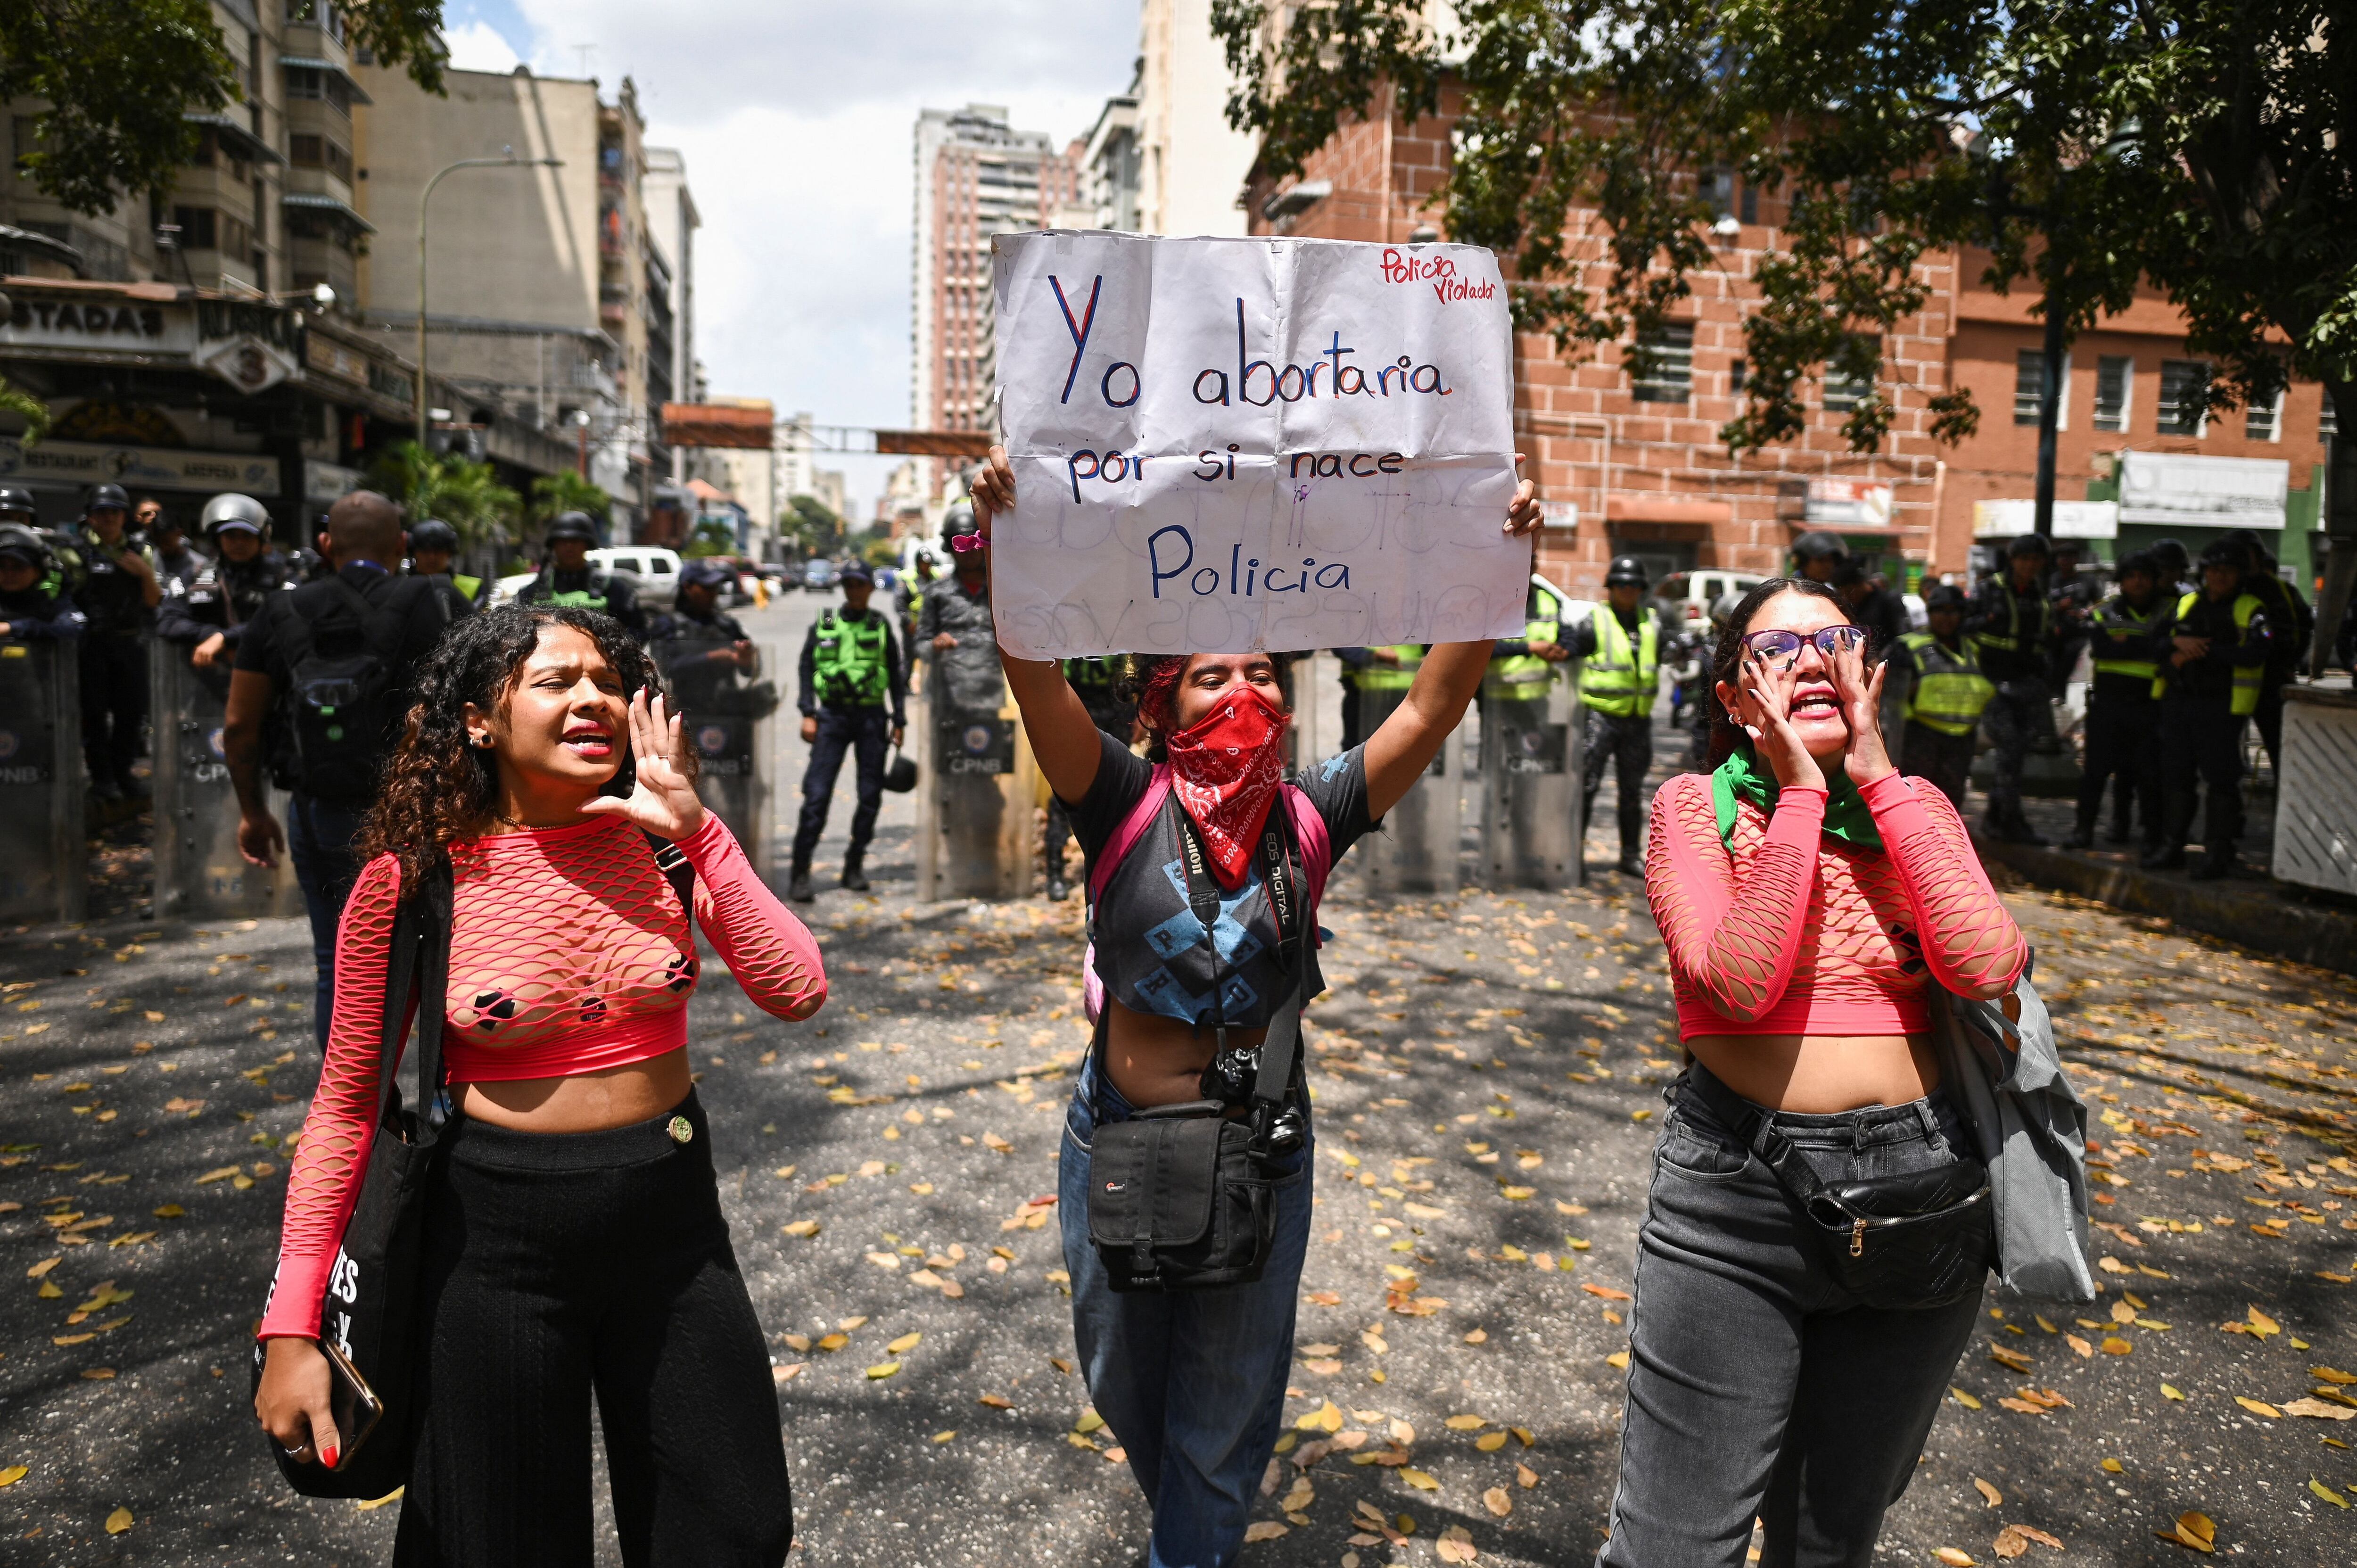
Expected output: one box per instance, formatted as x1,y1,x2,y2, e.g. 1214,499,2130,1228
988,231,1526,658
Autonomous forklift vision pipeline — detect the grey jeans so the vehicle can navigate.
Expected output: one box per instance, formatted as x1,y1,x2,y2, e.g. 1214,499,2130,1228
1597,1065,1986,1568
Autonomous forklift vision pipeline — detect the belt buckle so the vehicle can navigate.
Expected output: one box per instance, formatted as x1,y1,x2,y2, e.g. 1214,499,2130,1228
667,1114,693,1145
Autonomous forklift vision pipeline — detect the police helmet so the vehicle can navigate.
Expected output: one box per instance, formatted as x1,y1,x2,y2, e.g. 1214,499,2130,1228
942,504,980,543
2007,533,2053,561
86,483,129,514
1603,555,1649,589
201,492,271,541
2148,537,2192,578
544,511,600,545
2199,537,2251,571
2114,549,2162,583
0,485,36,522
407,518,460,554
1790,530,1849,564
1924,582,1967,613
0,523,49,569
1707,588,1747,630
679,557,735,593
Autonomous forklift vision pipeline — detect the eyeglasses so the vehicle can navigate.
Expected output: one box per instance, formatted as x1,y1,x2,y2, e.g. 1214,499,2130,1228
949,533,989,555
1740,625,1867,670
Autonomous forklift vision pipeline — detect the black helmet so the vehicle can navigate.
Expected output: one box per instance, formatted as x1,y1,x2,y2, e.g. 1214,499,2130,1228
2007,533,2052,561
943,503,980,539
679,557,734,593
0,485,36,521
544,511,599,545
2149,537,2191,578
408,518,460,553
1603,554,1649,588
2115,549,2162,582
2198,536,2250,571
1790,529,1849,564
200,492,271,541
1924,582,1967,612
0,522,49,569
86,483,129,513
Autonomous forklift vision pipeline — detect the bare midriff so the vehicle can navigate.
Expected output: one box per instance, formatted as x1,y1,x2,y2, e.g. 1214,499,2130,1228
1102,998,1269,1109
1685,1033,1940,1114
457,1047,695,1133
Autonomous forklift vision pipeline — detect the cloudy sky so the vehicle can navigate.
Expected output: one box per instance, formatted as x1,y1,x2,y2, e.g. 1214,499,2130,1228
439,1,1139,520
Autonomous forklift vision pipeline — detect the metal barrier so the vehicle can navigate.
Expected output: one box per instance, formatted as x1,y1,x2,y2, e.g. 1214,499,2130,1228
914,682,1039,902
1479,668,1585,891
2274,683,2357,894
653,628,780,891
1349,683,1463,895
0,639,86,923
149,649,301,919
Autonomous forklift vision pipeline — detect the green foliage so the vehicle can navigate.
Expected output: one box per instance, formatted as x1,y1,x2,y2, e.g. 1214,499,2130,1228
367,441,519,551
861,537,899,568
686,516,739,557
783,494,846,559
0,378,51,444
529,470,611,525
0,0,446,217
1215,0,2357,455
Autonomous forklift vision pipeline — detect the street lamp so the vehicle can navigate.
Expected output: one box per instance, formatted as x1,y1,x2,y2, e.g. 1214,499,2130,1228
417,147,563,449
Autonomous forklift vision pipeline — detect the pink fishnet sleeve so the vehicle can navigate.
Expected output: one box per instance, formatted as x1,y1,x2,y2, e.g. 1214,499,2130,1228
676,814,828,1021
1646,773,1823,1023
1859,770,2027,999
260,855,404,1339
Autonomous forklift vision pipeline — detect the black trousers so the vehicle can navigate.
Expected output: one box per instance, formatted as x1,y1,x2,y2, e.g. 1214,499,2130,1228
791,705,890,869
395,1091,791,1568
78,630,148,785
1978,677,2053,821
2255,677,2287,776
2158,695,2245,857
2076,698,2159,843
1899,721,1976,815
1582,709,1654,856
1339,681,1364,752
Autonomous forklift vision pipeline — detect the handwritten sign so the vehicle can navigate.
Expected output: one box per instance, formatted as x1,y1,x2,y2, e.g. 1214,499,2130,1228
989,231,1525,658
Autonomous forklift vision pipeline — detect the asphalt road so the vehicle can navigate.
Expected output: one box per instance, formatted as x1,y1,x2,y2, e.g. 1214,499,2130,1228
1,608,2352,1564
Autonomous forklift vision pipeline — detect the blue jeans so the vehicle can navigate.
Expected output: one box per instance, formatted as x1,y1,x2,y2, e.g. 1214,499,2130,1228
288,792,368,1048
1060,1058,1314,1568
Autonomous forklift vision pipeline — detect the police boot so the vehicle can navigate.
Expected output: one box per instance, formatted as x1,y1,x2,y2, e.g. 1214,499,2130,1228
2140,843,2187,871
2001,807,2048,847
788,864,816,903
2063,814,2096,850
1046,874,1070,901
839,850,870,893
2191,849,2237,881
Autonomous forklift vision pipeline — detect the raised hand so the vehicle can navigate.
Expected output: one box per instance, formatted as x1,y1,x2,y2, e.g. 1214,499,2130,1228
971,446,1015,537
1736,647,1826,792
1502,452,1541,537
578,687,707,841
1827,635,1894,784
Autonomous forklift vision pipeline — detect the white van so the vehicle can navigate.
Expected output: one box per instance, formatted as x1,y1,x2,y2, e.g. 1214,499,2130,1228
486,546,684,610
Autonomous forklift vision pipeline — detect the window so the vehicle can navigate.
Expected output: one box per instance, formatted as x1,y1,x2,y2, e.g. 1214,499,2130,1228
1823,337,1881,413
172,206,217,250
2245,387,2283,442
285,66,352,116
1730,357,1747,393
2013,348,2072,428
288,134,353,182
1700,168,1736,220
2324,389,2339,440
1739,181,1760,225
2093,355,2133,432
2157,359,2210,436
286,1,344,44
1629,322,1694,403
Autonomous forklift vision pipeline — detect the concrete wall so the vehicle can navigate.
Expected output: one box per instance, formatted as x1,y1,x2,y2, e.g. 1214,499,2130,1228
1137,0,1257,237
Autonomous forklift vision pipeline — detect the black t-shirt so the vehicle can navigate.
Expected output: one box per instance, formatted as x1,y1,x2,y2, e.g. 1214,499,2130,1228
234,564,451,790
1067,731,1375,1025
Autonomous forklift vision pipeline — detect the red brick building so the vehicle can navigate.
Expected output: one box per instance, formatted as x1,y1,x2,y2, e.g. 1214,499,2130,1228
1245,85,2336,596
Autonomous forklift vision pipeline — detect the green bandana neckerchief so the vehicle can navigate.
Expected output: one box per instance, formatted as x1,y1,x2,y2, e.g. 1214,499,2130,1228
1711,744,1884,853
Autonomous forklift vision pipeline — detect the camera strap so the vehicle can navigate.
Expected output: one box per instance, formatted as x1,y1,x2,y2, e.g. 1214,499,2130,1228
1174,804,1307,1152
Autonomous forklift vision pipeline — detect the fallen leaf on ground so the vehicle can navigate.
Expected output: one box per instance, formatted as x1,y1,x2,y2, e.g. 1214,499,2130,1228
1242,1522,1289,1542
1444,1415,1485,1430
1993,1522,2064,1556
2101,1337,2133,1356
2168,1510,2215,1552
1475,1432,1508,1452
2244,1305,2280,1337
1951,1388,1982,1410
1933,1550,1974,1566
865,1361,900,1379
1580,1282,1632,1301
2283,1398,2357,1421
2065,1335,2093,1359
0,1466,24,1486
1516,1463,1538,1489
2233,1397,2280,1419
887,1332,922,1354
1436,1525,1478,1563
2308,1477,2349,1508
1402,1469,1439,1491
1989,1347,2033,1373
782,1220,820,1238
105,1508,132,1535
1974,1478,2002,1508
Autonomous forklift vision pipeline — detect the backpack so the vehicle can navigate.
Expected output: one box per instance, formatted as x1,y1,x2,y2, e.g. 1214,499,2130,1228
1082,765,1333,1024
276,576,413,803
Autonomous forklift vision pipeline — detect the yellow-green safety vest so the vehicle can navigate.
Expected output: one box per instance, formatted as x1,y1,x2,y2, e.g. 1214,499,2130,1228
1578,611,1658,718
452,572,483,603
2154,591,2264,715
2089,594,2161,683
1967,579,2045,656
812,608,891,706
1899,632,1994,736
1354,645,1424,692
1484,585,1566,699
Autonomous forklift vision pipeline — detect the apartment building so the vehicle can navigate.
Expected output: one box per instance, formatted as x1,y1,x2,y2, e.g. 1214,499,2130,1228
1135,0,1256,237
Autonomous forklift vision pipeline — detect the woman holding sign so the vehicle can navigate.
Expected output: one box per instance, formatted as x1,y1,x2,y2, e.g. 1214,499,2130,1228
971,445,1541,1567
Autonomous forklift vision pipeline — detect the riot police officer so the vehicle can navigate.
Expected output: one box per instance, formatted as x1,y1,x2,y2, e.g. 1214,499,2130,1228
2068,550,2167,850
1964,533,2061,843
896,550,937,653
2220,528,2312,776
156,493,295,677
792,561,907,901
916,505,1001,718
516,511,644,635
1891,583,1994,811
406,518,484,622
1790,530,1849,585
1042,654,1138,899
1566,555,1664,875
2047,539,2100,689
2147,538,2273,878
73,482,161,803
0,525,85,644
139,497,207,596
649,558,763,713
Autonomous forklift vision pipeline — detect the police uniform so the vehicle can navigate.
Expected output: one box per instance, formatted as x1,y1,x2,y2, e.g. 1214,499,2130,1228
2150,583,2271,875
1963,571,2059,837
2072,589,2167,847
516,562,645,636
792,596,907,892
0,528,86,644
156,547,296,689
915,567,1001,716
648,599,758,714
1566,600,1663,872
1042,656,1137,897
1892,630,1993,811
72,512,156,799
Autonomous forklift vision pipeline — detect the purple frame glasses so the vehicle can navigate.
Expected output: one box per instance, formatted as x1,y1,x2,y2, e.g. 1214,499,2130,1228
1740,625,1867,669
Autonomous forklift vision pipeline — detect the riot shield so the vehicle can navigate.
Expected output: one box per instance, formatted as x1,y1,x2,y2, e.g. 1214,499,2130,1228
1479,670,1584,891
651,629,780,891
914,678,1039,903
149,649,301,919
1348,682,1462,895
0,640,87,923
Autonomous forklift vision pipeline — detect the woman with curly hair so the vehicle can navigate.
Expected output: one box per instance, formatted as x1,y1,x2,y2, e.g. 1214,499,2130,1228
254,604,824,1565
969,446,1541,1566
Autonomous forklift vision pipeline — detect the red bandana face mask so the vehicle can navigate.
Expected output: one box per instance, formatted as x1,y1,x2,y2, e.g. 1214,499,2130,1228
1164,680,1291,888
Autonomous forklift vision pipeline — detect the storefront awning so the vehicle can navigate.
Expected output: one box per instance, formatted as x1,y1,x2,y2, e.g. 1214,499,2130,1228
281,192,376,236
278,56,373,103
184,113,285,165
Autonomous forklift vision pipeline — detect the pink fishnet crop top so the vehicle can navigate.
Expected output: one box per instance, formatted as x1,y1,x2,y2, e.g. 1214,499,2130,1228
261,811,825,1339
1646,769,2025,1040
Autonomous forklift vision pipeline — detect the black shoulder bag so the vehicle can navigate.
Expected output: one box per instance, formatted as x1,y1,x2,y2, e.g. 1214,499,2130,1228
1087,806,1308,1293
257,834,697,1496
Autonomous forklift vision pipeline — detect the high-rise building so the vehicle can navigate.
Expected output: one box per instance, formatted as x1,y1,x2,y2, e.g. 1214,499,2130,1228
641,146,700,480
1135,0,1257,236
910,104,1077,505
1078,70,1144,232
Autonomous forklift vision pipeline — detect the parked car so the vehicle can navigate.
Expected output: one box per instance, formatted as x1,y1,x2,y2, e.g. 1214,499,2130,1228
1650,569,1767,633
485,546,685,610
801,558,841,592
